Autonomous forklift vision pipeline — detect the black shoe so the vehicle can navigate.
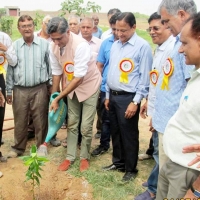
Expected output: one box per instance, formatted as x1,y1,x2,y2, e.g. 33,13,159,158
102,164,125,172
27,131,35,139
94,131,101,139
121,170,138,182
91,146,108,157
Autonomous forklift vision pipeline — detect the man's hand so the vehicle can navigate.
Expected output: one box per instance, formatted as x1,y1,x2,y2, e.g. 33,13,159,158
125,102,138,119
182,144,200,167
0,42,8,52
104,99,109,111
0,91,5,107
6,95,12,105
49,99,59,113
140,100,148,119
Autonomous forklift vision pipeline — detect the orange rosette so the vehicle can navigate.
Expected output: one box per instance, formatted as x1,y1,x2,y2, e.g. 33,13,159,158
119,58,134,84
149,69,159,86
0,54,6,75
161,58,174,90
63,62,74,81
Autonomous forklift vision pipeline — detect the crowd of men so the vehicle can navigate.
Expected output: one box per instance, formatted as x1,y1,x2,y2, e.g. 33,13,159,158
0,0,200,199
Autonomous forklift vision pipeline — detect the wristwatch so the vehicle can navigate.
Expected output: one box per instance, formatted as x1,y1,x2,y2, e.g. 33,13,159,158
132,101,138,105
191,185,200,198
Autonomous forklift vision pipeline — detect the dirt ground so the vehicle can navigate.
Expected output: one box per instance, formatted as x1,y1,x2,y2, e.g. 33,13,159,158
0,101,150,200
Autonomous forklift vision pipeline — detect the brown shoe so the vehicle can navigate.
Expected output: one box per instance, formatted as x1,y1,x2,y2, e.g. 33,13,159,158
80,159,89,172
58,159,71,171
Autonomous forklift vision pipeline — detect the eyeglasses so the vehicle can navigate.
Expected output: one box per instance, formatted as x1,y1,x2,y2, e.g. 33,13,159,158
146,26,160,32
19,24,34,29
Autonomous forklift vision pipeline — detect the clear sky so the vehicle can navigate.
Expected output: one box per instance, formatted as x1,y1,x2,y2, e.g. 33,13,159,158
2,0,200,15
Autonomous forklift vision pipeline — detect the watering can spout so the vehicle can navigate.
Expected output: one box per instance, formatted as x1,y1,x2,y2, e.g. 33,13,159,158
44,92,67,143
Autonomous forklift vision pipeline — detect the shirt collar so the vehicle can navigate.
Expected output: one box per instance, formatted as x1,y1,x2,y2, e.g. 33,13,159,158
118,32,137,46
19,35,39,47
157,35,174,51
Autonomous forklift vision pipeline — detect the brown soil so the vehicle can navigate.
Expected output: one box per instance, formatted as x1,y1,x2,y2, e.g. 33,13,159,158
0,102,150,200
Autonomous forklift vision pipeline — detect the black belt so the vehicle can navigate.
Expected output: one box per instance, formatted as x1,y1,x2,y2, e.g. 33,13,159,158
110,89,134,96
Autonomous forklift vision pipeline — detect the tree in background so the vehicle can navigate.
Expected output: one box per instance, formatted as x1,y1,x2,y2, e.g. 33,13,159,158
0,8,6,19
34,12,44,31
60,0,101,17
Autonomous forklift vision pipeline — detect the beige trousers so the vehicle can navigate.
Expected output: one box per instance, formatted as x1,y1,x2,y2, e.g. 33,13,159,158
66,90,99,161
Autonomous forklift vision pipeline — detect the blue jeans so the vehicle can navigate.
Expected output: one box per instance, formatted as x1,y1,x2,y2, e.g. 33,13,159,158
147,130,159,195
99,91,110,149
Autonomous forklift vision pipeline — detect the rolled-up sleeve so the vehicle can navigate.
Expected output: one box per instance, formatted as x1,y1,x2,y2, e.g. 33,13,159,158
73,42,91,78
49,45,63,76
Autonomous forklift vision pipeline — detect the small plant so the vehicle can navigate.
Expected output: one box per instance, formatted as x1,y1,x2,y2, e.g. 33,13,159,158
20,145,49,200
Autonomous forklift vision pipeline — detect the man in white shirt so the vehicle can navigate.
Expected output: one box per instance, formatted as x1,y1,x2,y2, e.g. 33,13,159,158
101,8,121,41
156,12,200,199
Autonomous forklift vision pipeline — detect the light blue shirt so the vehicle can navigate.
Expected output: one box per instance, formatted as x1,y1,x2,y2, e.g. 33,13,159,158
106,33,153,103
6,36,52,95
152,34,194,133
97,35,114,92
92,27,102,39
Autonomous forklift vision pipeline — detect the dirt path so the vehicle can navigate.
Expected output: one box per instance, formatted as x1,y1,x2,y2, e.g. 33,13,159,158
0,103,151,200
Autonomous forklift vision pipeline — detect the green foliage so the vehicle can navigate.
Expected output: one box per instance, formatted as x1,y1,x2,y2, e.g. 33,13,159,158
60,0,101,17
0,8,6,19
20,145,49,199
0,16,14,35
134,12,149,19
33,12,44,31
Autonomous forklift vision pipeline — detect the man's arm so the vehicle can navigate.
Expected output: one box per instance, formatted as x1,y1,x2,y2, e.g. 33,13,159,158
97,62,104,74
0,34,17,66
184,175,200,198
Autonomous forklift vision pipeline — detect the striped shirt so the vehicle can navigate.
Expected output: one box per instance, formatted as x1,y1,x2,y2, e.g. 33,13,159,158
6,36,52,95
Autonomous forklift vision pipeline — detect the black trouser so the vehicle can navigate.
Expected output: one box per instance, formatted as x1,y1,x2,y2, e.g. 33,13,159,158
146,136,154,156
0,74,6,147
109,92,140,172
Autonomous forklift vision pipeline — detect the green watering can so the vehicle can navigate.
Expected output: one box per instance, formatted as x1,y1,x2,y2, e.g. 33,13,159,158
37,92,67,156
45,92,67,143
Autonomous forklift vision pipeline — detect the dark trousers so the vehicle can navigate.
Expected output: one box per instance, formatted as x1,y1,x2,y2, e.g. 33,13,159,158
146,136,154,156
109,93,140,172
96,94,102,132
99,91,110,149
0,74,5,146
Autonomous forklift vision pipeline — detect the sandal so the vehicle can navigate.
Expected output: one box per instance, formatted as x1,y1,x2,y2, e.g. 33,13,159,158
61,138,67,148
61,122,67,129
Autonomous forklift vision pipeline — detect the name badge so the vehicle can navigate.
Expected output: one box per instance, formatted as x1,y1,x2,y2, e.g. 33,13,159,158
119,58,134,84
0,54,6,74
63,62,74,81
161,58,174,90
149,69,159,86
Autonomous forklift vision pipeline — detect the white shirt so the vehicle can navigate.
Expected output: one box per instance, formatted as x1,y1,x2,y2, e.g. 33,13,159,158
163,68,200,171
101,28,112,41
147,35,175,116
87,36,102,60
50,41,92,78
0,31,17,70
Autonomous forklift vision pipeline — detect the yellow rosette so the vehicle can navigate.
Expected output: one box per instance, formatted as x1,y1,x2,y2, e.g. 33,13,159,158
161,58,174,90
119,58,134,84
149,69,159,86
63,62,74,81
0,54,6,75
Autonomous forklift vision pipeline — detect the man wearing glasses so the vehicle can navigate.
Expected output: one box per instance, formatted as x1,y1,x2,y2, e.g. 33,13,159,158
6,15,52,157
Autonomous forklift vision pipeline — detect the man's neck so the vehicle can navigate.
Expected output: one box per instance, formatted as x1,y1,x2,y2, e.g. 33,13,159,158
40,30,50,40
24,36,34,46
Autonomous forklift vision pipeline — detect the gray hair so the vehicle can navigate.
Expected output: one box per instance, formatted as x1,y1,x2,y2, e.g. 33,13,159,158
80,17,94,27
158,0,197,16
43,15,52,23
47,17,68,34
68,14,81,24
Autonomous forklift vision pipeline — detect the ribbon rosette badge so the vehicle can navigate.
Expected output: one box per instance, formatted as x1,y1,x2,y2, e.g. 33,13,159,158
161,58,174,90
119,58,134,84
149,69,159,86
0,54,6,75
64,62,74,81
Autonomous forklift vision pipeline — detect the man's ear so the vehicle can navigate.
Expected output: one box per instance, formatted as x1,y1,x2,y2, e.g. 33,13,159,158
177,10,188,21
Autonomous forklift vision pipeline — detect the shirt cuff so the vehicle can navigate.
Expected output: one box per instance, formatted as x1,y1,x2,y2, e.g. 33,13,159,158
106,92,110,99
133,93,142,104
7,90,12,96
